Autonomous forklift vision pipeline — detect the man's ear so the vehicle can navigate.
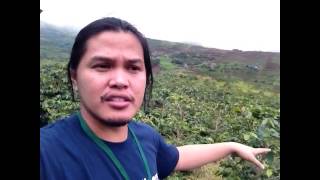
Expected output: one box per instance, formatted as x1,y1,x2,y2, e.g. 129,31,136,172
70,69,78,91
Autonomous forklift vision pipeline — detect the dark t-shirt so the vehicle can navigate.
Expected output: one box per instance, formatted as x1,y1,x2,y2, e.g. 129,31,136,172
40,113,179,180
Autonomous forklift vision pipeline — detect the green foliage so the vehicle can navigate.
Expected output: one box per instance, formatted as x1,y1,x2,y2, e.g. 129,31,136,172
40,62,79,125
159,56,176,71
171,58,184,65
40,23,280,179
40,61,280,179
136,70,280,179
194,62,280,93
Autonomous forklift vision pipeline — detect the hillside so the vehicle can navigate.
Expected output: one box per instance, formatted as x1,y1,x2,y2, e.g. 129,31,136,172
40,21,76,60
148,38,279,66
40,21,279,66
40,21,280,179
41,62,280,179
40,21,280,91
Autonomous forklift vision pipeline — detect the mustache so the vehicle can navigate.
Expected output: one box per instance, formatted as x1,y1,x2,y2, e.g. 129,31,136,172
100,93,134,102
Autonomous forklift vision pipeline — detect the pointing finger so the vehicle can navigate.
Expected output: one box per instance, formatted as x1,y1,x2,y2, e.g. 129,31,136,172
254,148,271,155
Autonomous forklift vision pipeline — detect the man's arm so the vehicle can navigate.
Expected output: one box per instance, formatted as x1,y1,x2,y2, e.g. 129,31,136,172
175,142,270,171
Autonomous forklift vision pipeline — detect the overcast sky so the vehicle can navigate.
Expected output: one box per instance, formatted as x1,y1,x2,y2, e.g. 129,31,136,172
40,0,280,52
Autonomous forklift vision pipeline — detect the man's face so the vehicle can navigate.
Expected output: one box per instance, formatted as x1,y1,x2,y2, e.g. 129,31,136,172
72,31,146,125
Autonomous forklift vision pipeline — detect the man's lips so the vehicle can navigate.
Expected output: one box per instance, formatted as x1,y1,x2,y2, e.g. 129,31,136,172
100,94,133,109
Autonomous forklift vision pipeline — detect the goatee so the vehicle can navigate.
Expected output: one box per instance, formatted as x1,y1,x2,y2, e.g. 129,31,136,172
98,118,130,127
87,108,132,127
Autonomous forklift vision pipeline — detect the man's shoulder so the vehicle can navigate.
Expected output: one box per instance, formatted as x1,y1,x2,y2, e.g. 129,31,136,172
129,120,157,133
129,120,162,142
40,114,78,145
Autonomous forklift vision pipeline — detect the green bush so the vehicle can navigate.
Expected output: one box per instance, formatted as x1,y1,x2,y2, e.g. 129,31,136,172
40,63,280,179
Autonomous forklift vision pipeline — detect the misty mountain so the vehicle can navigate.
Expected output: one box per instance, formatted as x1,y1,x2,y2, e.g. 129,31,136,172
40,21,77,60
40,21,279,73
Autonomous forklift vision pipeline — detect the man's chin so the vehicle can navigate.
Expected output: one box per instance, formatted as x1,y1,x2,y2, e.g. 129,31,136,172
98,118,131,127
88,109,133,127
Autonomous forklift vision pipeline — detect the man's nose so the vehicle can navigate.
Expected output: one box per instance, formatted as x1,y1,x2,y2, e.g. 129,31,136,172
108,70,129,89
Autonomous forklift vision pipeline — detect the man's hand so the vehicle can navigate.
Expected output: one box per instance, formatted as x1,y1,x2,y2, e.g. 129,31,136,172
230,142,271,169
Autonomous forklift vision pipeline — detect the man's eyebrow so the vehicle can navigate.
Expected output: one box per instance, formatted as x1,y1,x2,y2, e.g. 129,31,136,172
127,59,143,64
90,56,143,64
91,56,113,62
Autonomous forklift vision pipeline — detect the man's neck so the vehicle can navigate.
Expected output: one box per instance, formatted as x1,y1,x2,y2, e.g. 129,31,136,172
79,109,128,143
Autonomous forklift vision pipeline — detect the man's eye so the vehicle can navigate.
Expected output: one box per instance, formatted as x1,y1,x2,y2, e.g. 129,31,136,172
93,64,111,70
128,65,141,72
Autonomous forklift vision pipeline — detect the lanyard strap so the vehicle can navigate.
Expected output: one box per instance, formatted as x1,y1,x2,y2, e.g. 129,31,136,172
128,125,152,179
77,112,151,180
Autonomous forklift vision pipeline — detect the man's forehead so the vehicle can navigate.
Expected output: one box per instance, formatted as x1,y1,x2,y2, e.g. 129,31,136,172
83,30,144,61
91,56,144,63
86,31,143,51
88,30,140,44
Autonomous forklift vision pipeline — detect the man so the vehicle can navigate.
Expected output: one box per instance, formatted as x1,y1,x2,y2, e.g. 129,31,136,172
40,17,270,180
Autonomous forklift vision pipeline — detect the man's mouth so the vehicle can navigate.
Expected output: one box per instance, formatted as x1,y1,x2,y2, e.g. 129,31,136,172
100,94,133,109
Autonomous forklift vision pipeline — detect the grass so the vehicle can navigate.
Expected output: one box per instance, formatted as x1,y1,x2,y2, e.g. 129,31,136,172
159,56,176,71
40,59,67,66
168,163,223,180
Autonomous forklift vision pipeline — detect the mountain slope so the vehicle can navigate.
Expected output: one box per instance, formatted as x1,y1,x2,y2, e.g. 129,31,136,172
40,21,77,60
40,21,279,92
40,21,279,67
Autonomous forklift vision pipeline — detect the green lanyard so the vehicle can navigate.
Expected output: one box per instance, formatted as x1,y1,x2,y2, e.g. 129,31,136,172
77,112,152,180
